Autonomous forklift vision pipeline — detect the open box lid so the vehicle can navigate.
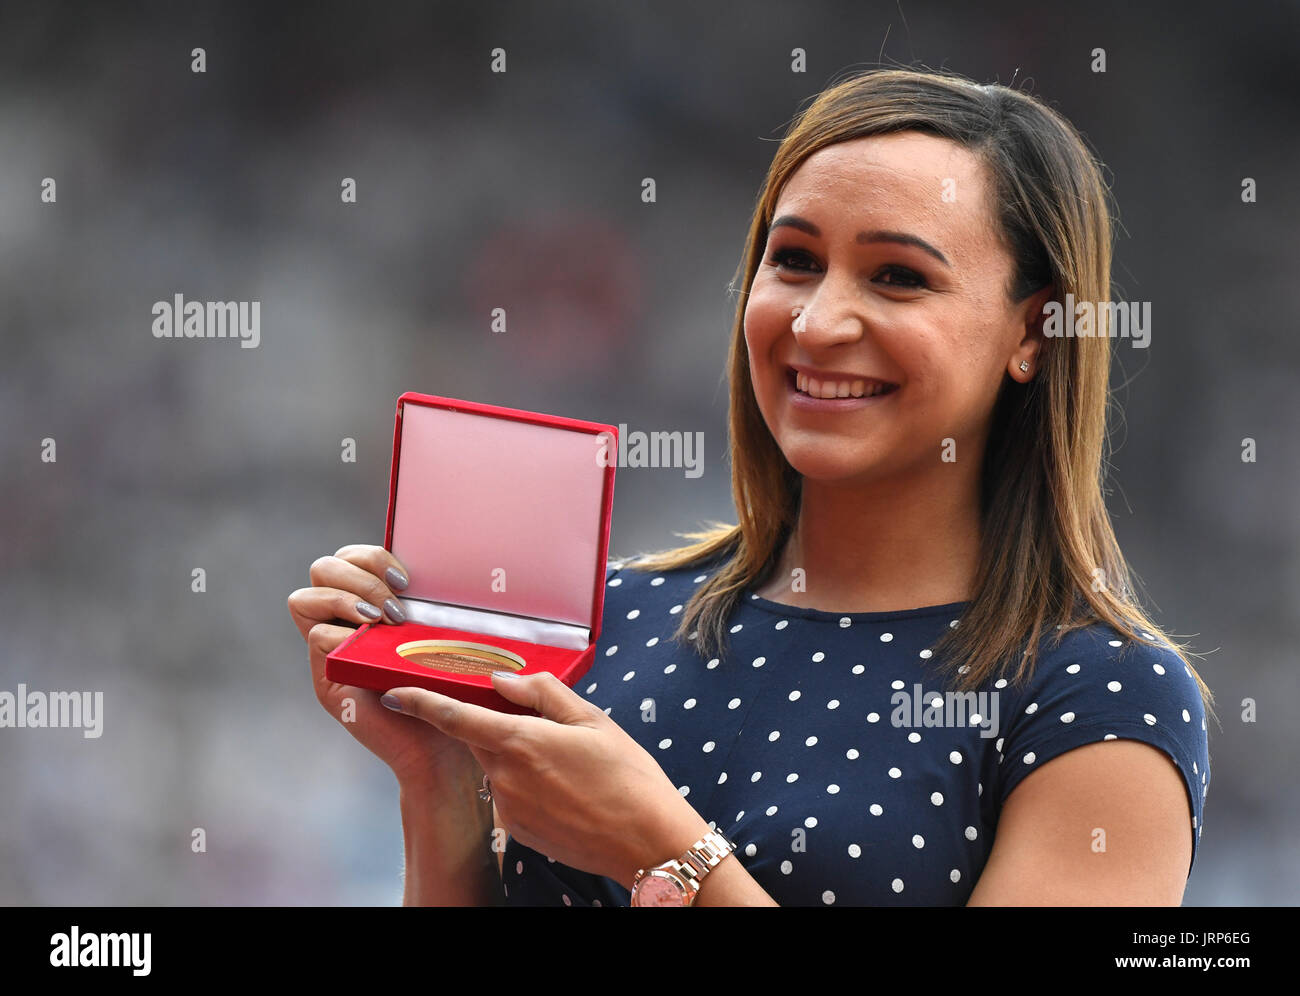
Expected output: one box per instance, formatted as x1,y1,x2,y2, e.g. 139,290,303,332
384,392,617,651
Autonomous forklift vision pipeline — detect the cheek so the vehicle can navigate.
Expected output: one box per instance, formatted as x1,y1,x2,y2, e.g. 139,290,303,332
872,319,941,390
873,322,997,420
951,326,1013,401
743,275,794,349
903,333,1005,429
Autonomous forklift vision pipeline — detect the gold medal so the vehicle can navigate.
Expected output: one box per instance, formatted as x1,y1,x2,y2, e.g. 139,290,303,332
395,639,526,676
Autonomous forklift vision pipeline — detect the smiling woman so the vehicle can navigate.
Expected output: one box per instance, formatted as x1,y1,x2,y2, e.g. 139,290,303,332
652,67,1215,708
496,66,1213,906
290,65,1215,908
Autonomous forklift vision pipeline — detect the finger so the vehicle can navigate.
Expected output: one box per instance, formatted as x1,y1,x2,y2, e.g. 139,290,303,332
330,544,412,595
488,670,605,727
306,622,362,694
302,623,390,728
306,554,407,624
287,586,385,643
380,686,529,753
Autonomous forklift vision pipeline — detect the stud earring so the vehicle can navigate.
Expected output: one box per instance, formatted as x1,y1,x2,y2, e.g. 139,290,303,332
1019,361,1030,373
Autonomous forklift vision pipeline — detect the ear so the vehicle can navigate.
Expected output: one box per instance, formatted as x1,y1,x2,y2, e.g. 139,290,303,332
1008,284,1056,383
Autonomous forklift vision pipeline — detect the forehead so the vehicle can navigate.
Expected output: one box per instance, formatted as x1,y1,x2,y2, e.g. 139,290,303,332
773,132,999,261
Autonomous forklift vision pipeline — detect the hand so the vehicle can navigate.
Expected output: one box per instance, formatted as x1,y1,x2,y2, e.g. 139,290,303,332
287,543,479,785
379,670,712,889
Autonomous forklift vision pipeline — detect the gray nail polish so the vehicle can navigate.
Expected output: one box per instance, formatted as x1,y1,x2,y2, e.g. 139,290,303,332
383,598,407,624
357,601,383,621
386,567,409,591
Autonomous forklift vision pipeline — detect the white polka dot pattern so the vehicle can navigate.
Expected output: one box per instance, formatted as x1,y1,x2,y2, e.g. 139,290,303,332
500,559,1210,907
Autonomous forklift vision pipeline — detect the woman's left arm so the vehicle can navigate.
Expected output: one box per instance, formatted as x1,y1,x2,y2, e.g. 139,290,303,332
380,670,780,906
965,739,1193,905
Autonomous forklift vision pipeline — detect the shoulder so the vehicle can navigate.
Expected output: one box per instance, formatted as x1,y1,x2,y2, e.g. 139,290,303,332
596,552,731,652
601,551,725,600
1003,623,1208,735
992,620,1211,870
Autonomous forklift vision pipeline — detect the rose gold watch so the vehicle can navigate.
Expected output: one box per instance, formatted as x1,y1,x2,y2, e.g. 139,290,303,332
629,829,736,907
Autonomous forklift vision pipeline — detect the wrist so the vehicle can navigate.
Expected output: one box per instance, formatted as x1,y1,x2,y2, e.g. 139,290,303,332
689,845,761,906
397,758,490,828
398,762,499,906
393,745,480,793
628,824,737,907
622,802,712,891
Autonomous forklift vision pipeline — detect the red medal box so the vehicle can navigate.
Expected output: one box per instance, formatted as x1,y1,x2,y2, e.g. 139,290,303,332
325,392,618,715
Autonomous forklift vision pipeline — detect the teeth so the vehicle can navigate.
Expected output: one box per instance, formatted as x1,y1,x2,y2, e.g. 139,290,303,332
795,371,891,398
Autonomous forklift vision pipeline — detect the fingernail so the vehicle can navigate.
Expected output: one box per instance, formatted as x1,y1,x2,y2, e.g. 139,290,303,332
386,567,409,591
492,670,521,679
357,601,383,621
383,598,406,623
380,693,402,712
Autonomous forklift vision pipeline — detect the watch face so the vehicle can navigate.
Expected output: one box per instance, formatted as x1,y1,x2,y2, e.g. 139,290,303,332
634,873,687,907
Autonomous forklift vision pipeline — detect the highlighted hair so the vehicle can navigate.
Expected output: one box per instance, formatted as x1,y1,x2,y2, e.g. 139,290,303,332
621,66,1214,723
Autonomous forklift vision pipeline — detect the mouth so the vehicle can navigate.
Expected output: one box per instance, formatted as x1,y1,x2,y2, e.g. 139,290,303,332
786,366,899,403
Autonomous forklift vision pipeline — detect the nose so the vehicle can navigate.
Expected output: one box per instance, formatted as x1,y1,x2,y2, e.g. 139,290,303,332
790,273,869,348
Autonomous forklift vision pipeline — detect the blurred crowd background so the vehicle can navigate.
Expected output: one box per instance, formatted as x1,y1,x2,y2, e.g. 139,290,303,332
0,0,1296,904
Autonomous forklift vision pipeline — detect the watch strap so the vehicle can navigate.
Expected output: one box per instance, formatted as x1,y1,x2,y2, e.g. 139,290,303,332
679,829,735,882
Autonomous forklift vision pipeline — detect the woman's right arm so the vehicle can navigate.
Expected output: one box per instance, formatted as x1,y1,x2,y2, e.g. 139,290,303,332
399,760,504,906
287,543,503,906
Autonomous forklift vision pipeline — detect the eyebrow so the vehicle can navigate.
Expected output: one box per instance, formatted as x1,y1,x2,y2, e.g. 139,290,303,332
769,214,951,268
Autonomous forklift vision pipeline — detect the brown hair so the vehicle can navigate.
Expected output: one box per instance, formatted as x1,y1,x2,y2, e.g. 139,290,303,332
621,66,1214,722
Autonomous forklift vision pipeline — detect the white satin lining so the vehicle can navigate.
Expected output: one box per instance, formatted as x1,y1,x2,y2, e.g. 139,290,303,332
397,597,591,651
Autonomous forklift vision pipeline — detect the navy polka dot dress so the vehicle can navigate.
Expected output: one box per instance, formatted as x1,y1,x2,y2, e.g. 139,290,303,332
500,555,1210,906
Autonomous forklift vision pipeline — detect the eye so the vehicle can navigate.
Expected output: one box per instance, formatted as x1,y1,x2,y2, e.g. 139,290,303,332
767,248,927,290
769,247,818,272
875,266,926,289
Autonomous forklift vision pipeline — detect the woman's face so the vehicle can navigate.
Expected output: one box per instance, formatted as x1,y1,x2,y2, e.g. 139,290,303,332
743,130,1050,486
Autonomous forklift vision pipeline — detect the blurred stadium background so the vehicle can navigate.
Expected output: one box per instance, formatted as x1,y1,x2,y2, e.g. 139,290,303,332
0,0,1296,904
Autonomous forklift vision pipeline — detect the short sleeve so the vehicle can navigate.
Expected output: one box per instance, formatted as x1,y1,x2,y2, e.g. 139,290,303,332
994,625,1211,875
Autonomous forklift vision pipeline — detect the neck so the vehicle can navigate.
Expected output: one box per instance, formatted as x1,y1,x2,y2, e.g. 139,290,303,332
756,459,983,613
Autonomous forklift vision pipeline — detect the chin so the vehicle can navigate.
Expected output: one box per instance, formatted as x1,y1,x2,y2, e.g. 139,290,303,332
781,445,891,485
